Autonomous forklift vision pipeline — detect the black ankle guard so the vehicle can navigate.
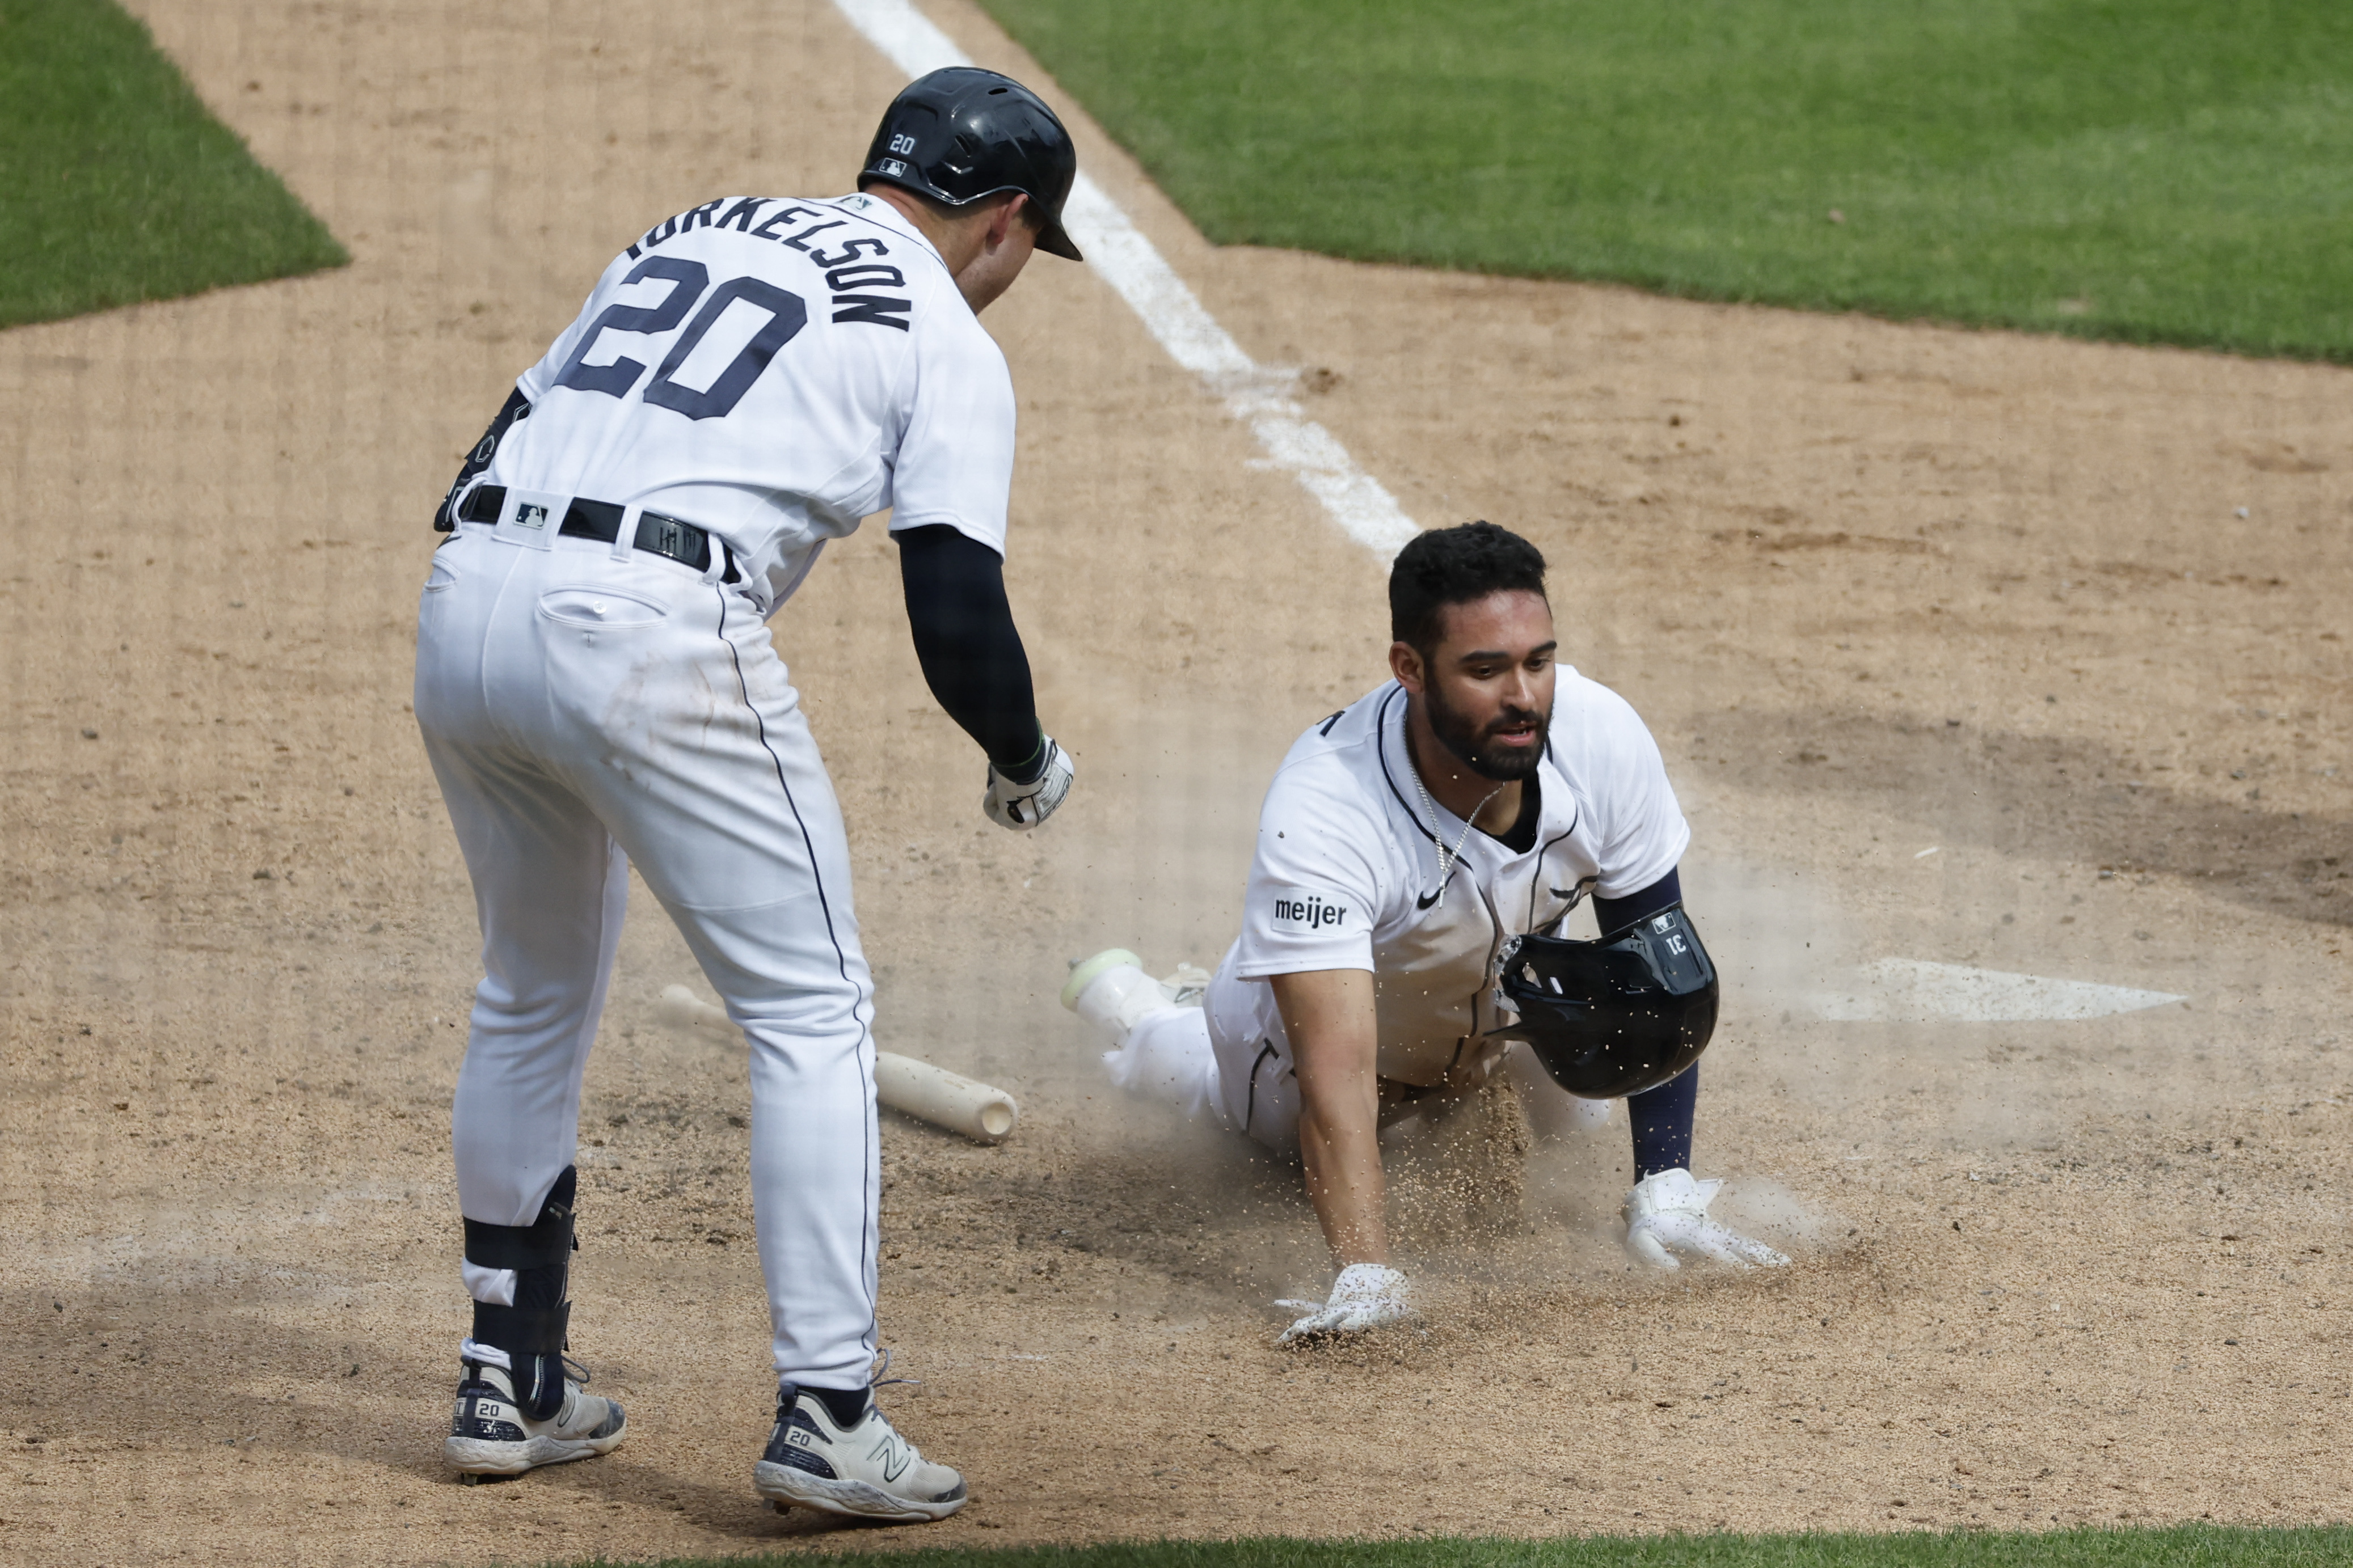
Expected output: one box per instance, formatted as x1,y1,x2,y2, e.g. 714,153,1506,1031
470,1300,571,1354
463,1166,578,1273
463,1167,580,1378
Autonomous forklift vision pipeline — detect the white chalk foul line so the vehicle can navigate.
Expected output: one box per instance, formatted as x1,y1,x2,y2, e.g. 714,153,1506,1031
830,0,1420,556
1807,959,2187,1024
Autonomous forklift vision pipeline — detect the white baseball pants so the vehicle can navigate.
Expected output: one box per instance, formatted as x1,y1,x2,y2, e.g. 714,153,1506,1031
1097,977,1301,1151
414,525,878,1389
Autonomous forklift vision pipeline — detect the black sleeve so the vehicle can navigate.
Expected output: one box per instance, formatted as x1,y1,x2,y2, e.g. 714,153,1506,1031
1591,866,1681,935
1627,1062,1697,1178
1605,863,1696,1177
896,525,1046,781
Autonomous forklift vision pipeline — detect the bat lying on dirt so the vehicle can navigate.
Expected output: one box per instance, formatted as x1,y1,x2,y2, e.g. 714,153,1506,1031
654,984,1018,1143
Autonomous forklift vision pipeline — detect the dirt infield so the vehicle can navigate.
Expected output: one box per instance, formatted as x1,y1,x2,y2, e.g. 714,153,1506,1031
4,1,2350,1562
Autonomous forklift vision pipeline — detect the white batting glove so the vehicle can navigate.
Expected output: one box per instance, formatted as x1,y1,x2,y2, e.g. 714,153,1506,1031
982,737,1073,831
1624,1168,1790,1271
1276,1263,1412,1343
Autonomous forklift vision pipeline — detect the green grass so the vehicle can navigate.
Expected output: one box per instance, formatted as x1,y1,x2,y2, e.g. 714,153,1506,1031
0,0,345,329
978,0,2353,360
567,1527,2353,1568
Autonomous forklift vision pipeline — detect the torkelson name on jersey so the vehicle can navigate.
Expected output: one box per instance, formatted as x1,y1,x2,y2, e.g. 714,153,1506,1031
627,197,914,331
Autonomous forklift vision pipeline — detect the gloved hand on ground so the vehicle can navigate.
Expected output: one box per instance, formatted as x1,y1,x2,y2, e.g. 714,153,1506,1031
1623,1168,1790,1270
1276,1262,1413,1343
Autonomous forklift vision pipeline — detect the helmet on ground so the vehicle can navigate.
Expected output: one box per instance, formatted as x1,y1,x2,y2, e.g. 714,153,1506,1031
1489,905,1718,1099
861,67,1082,261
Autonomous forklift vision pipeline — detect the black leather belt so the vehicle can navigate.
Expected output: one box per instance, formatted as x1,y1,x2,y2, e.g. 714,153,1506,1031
447,484,737,582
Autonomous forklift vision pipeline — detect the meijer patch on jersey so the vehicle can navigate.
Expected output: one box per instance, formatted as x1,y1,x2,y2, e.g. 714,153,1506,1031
1270,893,1349,932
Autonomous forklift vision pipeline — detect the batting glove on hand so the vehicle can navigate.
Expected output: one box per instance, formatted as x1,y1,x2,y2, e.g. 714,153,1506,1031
1623,1168,1790,1271
982,737,1073,831
1276,1263,1412,1343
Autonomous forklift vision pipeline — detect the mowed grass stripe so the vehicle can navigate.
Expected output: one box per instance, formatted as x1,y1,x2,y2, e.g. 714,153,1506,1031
0,0,345,329
975,0,2353,360
567,1524,2353,1568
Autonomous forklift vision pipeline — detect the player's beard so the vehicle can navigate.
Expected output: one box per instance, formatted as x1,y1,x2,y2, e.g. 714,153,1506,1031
1424,679,1548,782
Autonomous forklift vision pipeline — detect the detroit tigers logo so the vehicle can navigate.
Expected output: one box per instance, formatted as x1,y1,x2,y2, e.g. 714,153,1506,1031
1271,893,1348,932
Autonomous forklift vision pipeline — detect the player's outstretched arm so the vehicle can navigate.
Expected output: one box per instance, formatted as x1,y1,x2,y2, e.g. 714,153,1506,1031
1591,872,1789,1270
896,525,1072,830
1272,969,1412,1341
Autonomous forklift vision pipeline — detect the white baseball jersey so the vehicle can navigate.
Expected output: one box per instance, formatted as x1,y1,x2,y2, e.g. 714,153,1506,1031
1205,672,1690,1096
472,191,1015,610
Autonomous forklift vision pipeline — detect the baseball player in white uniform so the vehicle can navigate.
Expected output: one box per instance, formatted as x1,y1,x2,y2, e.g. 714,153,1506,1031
1062,522,1787,1341
414,69,1083,1518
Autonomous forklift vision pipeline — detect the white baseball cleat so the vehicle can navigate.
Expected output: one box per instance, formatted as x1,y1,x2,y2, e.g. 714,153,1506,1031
1159,961,1212,1006
754,1386,967,1522
1060,949,1164,1045
444,1351,626,1478
1623,1168,1790,1270
1061,948,1143,1001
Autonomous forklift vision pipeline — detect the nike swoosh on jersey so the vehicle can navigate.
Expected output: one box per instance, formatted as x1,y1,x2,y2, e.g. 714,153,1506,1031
1416,889,1443,910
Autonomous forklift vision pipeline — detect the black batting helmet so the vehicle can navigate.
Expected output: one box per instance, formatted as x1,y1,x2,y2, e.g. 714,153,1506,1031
860,67,1082,261
1490,905,1719,1099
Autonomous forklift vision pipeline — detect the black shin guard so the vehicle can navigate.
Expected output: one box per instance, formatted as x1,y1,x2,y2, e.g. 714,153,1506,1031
464,1167,578,1421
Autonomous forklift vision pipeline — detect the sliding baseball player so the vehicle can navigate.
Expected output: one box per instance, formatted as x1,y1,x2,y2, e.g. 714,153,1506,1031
1062,522,1786,1341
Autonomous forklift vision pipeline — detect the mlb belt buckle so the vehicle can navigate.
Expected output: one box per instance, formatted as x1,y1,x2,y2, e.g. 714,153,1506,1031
493,488,572,551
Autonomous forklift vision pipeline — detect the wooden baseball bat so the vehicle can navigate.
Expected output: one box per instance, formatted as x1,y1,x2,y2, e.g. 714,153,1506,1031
654,984,1018,1143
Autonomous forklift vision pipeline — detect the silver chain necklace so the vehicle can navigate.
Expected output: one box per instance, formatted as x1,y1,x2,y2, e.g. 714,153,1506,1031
1409,739,1501,908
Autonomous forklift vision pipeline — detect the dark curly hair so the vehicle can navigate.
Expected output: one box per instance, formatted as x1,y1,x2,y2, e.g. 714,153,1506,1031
1388,521,1549,652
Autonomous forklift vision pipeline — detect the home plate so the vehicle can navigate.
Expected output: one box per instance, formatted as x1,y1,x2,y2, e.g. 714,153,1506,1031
1807,959,2187,1022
